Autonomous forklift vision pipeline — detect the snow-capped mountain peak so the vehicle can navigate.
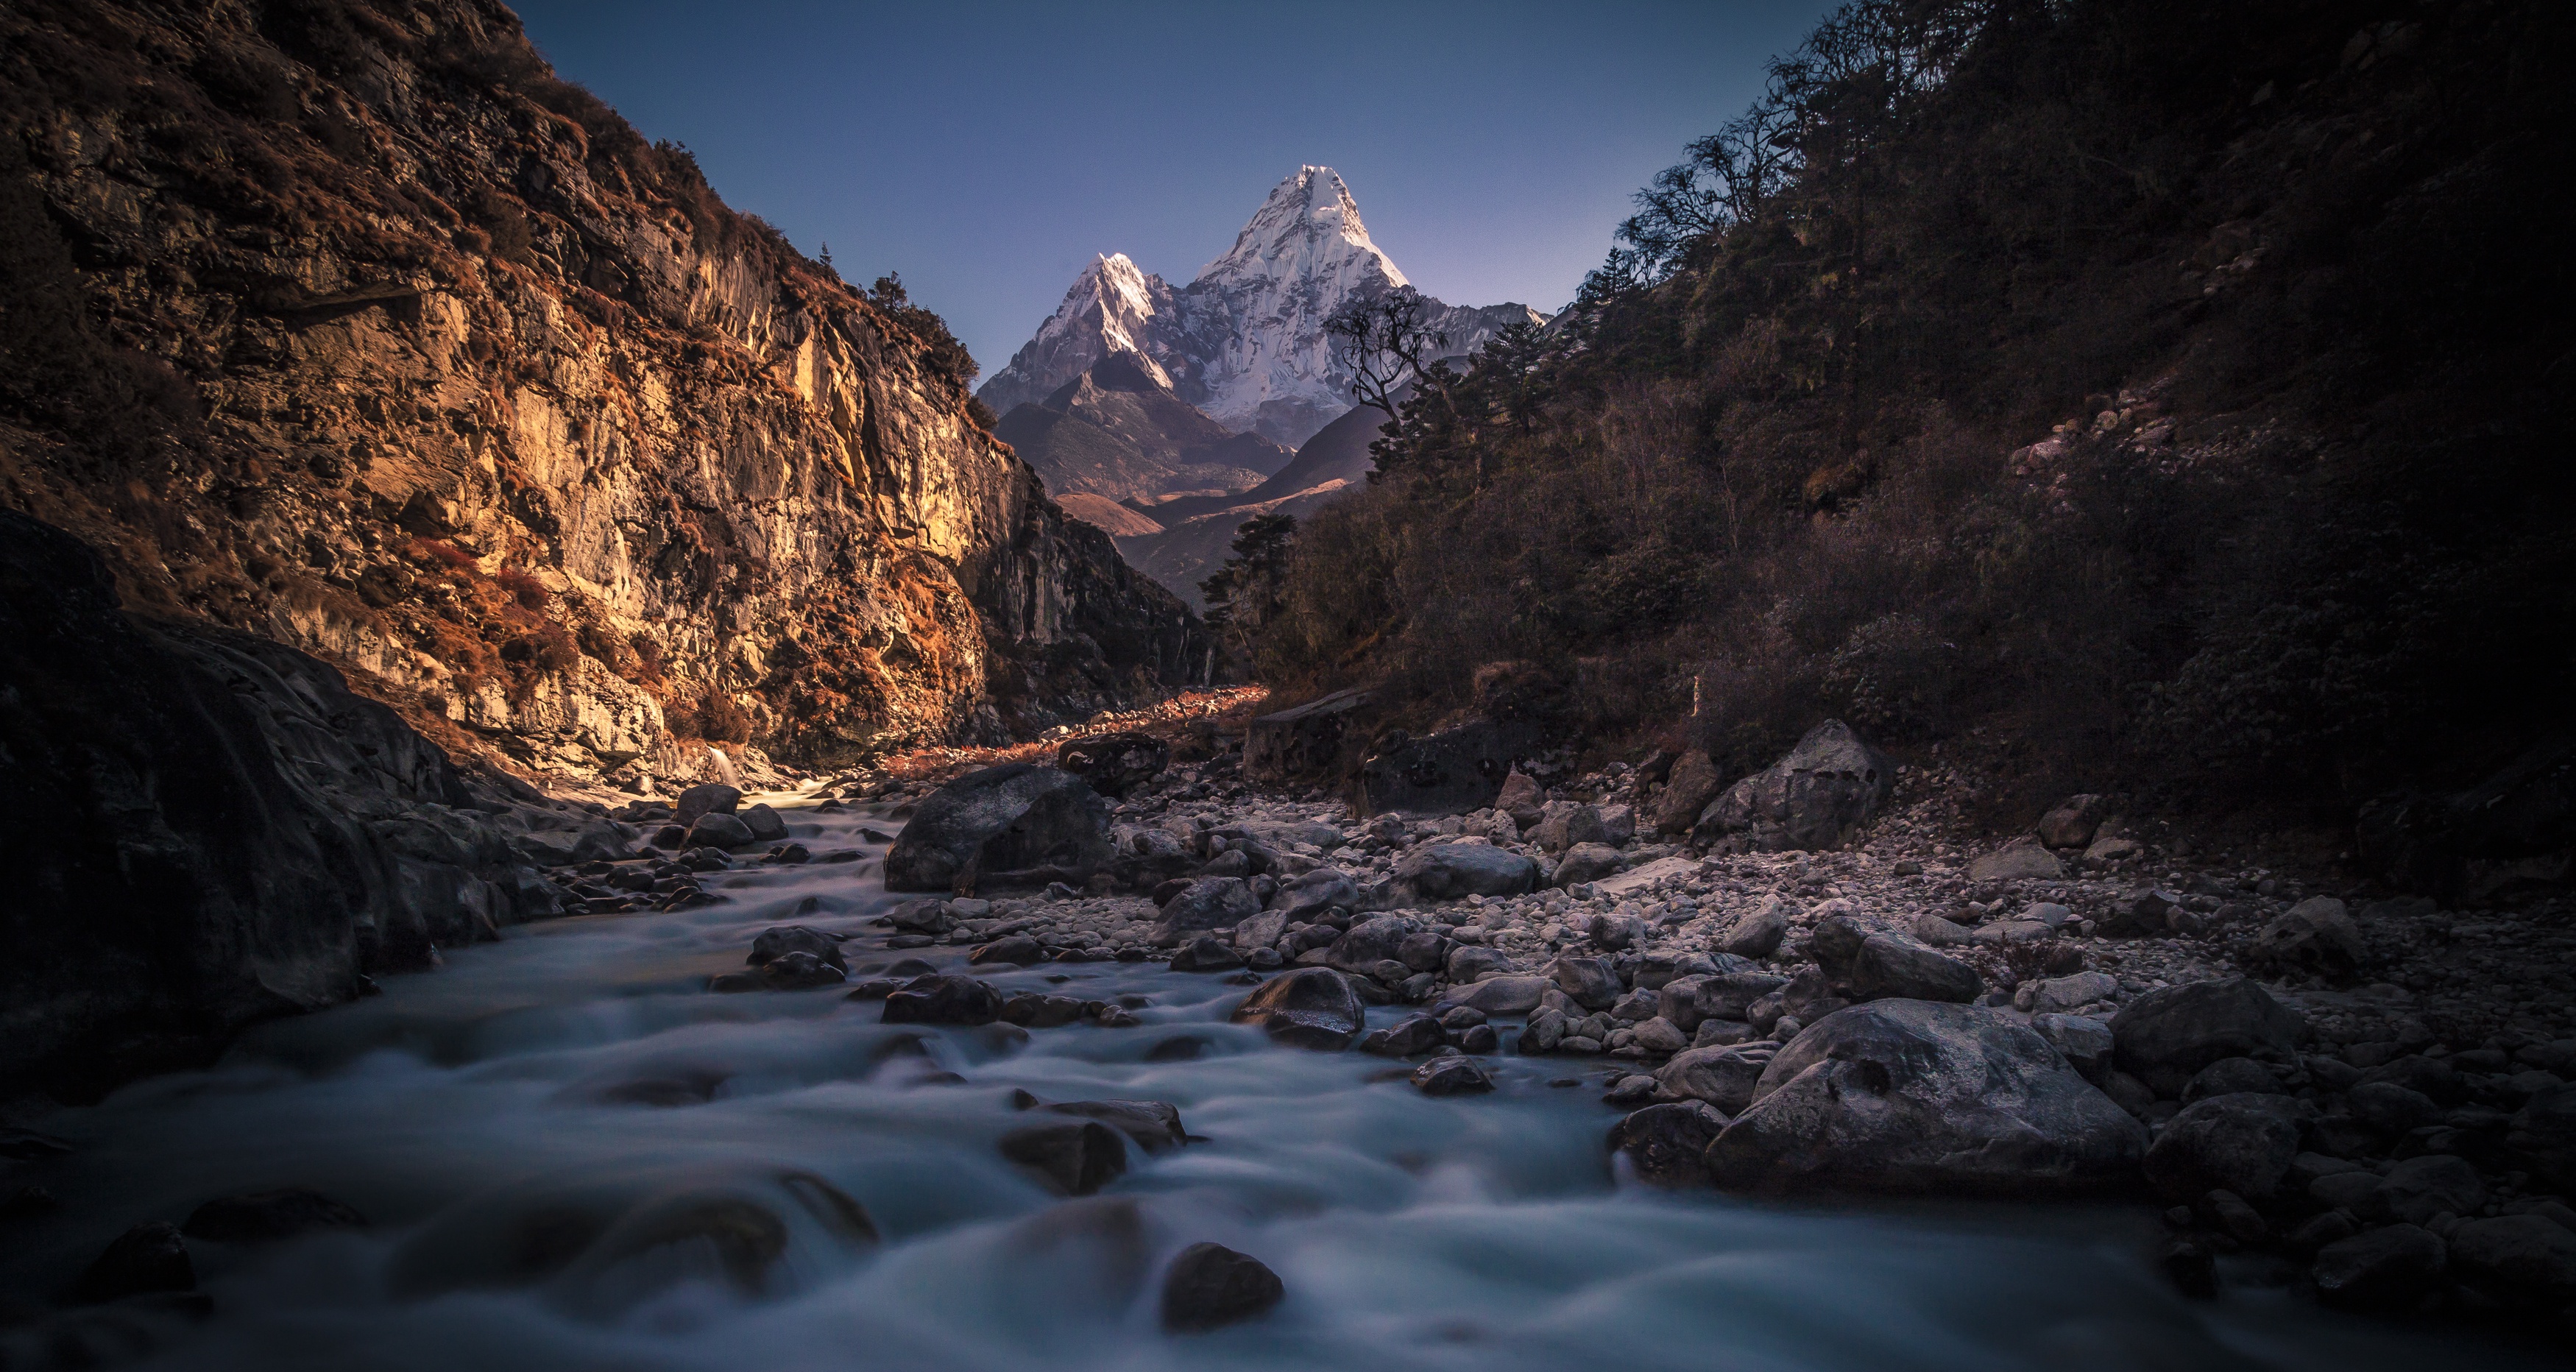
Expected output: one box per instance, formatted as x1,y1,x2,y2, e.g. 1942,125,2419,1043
1197,166,1408,291
980,167,1538,446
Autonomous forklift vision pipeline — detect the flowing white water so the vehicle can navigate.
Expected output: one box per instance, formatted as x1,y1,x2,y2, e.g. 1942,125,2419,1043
0,802,2544,1371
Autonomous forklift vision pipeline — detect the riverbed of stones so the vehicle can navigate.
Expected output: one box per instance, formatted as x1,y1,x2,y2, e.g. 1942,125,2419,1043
505,738,2576,1329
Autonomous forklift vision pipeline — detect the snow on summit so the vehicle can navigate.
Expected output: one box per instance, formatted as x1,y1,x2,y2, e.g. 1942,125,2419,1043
980,167,1538,447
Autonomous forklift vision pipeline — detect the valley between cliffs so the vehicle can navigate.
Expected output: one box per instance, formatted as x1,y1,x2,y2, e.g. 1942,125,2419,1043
0,0,1199,788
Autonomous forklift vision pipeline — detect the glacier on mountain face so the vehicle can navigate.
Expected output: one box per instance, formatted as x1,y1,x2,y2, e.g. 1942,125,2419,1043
979,166,1543,448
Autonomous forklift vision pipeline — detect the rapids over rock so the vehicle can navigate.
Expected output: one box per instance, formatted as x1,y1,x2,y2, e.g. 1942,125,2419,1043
0,796,2550,1372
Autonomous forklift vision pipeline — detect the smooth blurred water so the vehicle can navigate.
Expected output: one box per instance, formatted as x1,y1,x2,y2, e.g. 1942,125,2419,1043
0,801,2545,1371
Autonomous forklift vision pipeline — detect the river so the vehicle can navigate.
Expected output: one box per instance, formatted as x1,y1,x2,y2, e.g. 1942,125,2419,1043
0,799,2545,1371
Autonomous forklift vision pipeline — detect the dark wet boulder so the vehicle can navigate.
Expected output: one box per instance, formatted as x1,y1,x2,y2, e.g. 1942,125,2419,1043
686,812,757,849
1398,930,1452,972
1548,957,1623,1011
1160,1242,1284,1332
2446,1214,2576,1310
1356,720,1515,817
749,925,849,973
1807,915,1980,1004
66,1221,195,1304
1411,1056,1494,1096
1228,968,1365,1050
1327,916,1422,975
1552,844,1626,888
2111,977,2305,1097
712,950,846,991
1359,1015,1448,1056
1529,802,1611,853
1267,867,1359,920
1392,843,1538,900
740,804,790,842
2031,1014,2115,1085
1714,899,1789,959
1696,719,1892,852
880,975,1005,1025
2512,1082,2576,1193
1652,751,1725,835
1446,946,1517,983
1660,972,1787,1031
998,1121,1128,1196
2377,1155,2487,1226
2142,1093,2310,1201
1448,975,1550,1016
1169,936,1246,973
1656,1044,1778,1115
1612,1102,1727,1187
182,1188,368,1244
1706,1000,2146,1196
969,936,1049,967
1000,993,1089,1028
2245,897,2366,980
2311,1224,2447,1310
673,784,742,826
1056,731,1171,799
1154,878,1264,945
1041,1100,1189,1153
884,763,1114,892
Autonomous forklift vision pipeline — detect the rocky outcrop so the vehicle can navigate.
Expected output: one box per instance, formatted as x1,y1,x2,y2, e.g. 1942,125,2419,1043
1,512,590,1098
1698,720,1894,852
884,763,1114,892
1356,721,1516,817
0,0,1197,785
1705,1000,2148,1196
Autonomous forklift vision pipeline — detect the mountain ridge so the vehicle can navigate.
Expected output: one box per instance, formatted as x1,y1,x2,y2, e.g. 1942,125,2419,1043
979,167,1543,447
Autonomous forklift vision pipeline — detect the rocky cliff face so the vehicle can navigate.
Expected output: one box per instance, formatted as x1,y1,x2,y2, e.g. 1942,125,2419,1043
0,510,622,1099
0,0,1197,787
980,167,1544,447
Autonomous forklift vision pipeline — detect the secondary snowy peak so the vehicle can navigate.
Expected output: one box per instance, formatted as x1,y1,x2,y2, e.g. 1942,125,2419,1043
979,252,1176,416
1196,166,1407,291
980,166,1540,447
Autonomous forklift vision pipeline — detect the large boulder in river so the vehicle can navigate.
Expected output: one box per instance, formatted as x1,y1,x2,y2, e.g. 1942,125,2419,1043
0,512,571,1100
1393,843,1538,900
1705,1000,2147,1196
1160,1242,1285,1332
1229,968,1365,1050
673,783,741,826
884,763,1113,892
1356,721,1515,817
1153,878,1262,945
1696,719,1892,852
2111,977,2305,1097
880,975,1005,1026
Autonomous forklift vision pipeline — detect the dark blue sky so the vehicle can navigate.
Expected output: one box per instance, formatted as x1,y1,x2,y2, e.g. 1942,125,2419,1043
512,1,1834,378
